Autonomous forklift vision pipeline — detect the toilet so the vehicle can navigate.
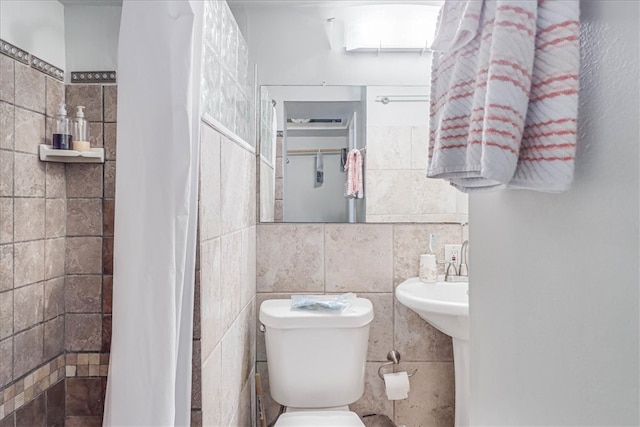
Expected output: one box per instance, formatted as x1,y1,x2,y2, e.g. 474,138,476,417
259,298,374,427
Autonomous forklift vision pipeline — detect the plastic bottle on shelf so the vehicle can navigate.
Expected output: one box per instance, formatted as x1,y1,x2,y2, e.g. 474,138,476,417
72,106,90,151
52,104,72,150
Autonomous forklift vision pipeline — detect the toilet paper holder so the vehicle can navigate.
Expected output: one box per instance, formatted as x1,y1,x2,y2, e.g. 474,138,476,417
377,350,417,380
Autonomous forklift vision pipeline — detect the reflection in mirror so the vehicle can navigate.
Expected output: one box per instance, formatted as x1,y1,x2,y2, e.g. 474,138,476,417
236,1,468,224
258,85,468,224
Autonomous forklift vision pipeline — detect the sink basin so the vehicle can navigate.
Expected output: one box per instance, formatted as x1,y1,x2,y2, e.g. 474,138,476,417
395,277,470,426
395,277,468,340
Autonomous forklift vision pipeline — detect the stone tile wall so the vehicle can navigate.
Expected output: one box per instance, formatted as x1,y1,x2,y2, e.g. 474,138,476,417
62,83,117,426
256,222,465,427
192,122,256,427
0,49,117,425
0,53,67,425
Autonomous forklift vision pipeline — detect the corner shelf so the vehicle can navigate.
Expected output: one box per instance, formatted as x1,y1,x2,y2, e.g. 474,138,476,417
39,144,105,164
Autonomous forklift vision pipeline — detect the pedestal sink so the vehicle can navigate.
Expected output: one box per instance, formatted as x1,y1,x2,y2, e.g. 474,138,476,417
395,278,469,426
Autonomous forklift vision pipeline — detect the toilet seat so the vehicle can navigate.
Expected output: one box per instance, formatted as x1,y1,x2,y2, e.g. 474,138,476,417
275,410,365,426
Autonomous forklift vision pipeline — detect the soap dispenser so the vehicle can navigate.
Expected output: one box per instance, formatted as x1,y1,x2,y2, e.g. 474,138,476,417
52,104,72,150
72,106,90,152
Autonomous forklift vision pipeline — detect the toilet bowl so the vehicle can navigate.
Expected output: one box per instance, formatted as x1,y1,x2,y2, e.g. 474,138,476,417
259,298,374,427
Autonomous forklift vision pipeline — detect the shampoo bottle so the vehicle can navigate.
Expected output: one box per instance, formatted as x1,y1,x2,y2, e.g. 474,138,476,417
52,104,72,150
72,106,90,151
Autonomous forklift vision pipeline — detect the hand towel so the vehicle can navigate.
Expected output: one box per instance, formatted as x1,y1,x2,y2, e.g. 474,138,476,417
427,0,580,193
315,152,324,186
344,149,364,198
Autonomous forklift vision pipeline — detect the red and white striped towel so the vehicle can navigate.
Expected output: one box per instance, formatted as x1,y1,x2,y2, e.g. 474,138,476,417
427,0,580,192
344,149,364,198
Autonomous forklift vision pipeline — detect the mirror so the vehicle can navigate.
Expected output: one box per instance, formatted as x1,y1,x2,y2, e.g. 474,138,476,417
231,1,468,224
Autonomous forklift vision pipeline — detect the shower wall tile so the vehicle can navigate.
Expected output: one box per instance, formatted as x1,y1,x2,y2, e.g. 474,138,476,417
45,378,65,426
65,314,101,351
101,315,111,352
45,163,66,199
220,137,255,234
14,392,45,427
65,237,102,275
66,199,103,237
43,316,64,360
0,151,13,198
14,63,45,114
65,276,102,313
13,325,44,378
220,231,243,331
0,338,12,387
202,344,222,427
89,122,103,148
66,164,103,198
65,85,103,122
324,224,393,293
45,77,65,118
0,245,13,292
103,161,116,199
0,55,15,104
43,278,64,321
0,291,12,339
104,123,116,161
44,238,66,280
393,362,455,427
13,198,45,242
13,240,45,287
102,276,112,314
103,199,114,236
0,198,12,244
45,198,66,239
0,103,15,150
14,107,44,154
102,237,113,275
199,126,221,240
14,152,45,198
200,238,222,359
65,377,106,416
256,224,324,293
103,85,117,123
13,282,44,333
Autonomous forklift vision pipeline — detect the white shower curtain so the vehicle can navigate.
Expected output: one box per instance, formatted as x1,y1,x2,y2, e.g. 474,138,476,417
103,1,202,425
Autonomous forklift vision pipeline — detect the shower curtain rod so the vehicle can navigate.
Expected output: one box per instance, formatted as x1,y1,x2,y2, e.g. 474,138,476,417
375,95,430,104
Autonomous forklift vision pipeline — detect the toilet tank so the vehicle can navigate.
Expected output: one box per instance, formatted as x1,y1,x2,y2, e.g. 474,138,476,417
259,298,374,409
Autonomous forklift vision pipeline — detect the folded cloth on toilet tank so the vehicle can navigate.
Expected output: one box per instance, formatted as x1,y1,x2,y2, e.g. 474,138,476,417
291,293,356,311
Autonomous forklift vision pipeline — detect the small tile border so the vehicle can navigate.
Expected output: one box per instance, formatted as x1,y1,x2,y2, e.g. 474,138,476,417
0,355,65,420
0,38,64,81
0,352,110,421
65,352,110,378
71,71,117,84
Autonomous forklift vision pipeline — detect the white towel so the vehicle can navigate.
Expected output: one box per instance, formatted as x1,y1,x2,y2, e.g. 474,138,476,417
427,0,580,193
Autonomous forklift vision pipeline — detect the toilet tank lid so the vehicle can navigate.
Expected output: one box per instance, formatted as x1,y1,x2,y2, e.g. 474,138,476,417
260,298,373,329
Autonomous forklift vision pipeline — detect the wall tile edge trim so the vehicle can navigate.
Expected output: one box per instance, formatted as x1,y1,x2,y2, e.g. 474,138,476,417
71,71,117,84
0,39,64,81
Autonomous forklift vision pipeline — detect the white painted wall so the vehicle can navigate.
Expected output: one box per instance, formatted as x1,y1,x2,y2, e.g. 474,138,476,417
469,1,639,425
64,4,121,78
230,4,432,86
0,0,66,68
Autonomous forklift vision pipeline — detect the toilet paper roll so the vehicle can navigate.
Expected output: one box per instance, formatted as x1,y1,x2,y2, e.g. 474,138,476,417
419,254,437,283
383,372,410,400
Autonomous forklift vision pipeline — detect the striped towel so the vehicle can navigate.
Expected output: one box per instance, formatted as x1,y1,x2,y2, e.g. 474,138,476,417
344,149,364,198
427,0,580,192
